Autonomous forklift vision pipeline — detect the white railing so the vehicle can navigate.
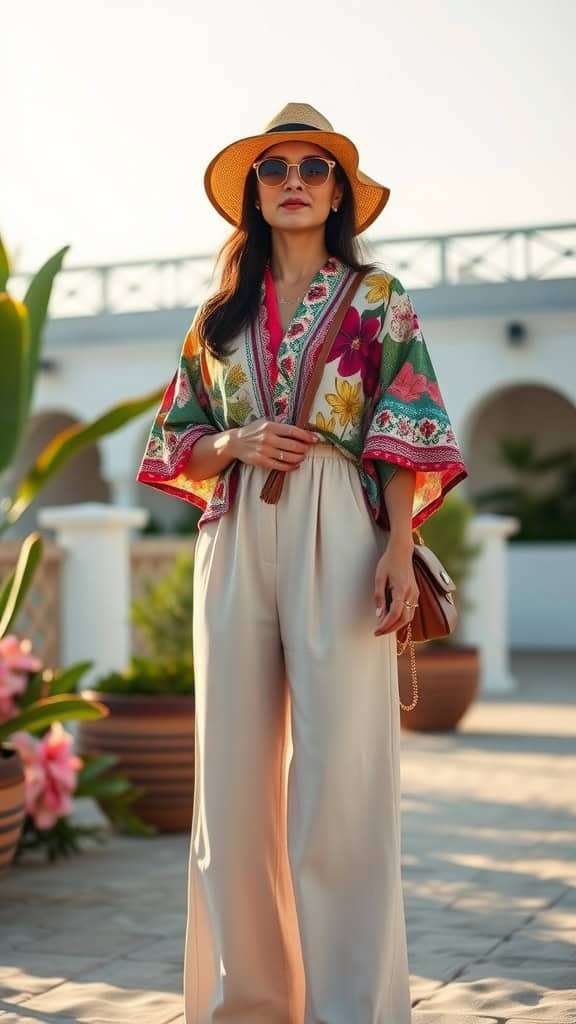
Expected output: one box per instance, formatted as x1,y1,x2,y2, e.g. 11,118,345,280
10,223,576,320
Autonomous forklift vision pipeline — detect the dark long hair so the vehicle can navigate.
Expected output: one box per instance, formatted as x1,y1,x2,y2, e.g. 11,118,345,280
197,159,374,360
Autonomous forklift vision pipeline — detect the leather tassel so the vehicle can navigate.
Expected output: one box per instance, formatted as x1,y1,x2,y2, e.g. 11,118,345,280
259,470,285,504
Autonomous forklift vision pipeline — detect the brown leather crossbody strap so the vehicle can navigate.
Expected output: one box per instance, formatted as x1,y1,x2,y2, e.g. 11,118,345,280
260,267,369,504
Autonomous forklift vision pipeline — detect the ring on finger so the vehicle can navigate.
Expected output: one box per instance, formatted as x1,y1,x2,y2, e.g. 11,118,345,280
279,451,285,461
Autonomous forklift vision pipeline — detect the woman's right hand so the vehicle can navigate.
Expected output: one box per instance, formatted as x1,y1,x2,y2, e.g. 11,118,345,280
229,417,319,471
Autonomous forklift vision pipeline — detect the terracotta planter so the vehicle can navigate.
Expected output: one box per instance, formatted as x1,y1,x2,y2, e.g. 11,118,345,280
398,644,480,732
0,746,26,877
76,692,195,832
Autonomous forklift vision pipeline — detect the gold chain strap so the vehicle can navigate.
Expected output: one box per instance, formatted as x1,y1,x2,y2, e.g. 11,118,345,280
397,622,419,711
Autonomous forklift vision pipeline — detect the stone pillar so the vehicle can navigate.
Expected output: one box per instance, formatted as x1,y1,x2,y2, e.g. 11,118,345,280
460,513,520,694
38,503,149,686
107,475,137,508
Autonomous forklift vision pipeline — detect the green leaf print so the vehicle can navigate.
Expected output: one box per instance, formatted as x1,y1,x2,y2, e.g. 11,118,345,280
227,398,253,426
390,277,406,296
362,305,385,325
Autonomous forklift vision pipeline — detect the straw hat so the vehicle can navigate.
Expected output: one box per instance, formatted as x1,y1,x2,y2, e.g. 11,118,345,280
204,102,390,236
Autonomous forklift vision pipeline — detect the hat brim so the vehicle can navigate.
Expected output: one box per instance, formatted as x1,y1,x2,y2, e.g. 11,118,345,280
204,129,390,236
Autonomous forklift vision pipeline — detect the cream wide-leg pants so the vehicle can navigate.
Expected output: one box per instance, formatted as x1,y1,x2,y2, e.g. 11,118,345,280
183,443,412,1024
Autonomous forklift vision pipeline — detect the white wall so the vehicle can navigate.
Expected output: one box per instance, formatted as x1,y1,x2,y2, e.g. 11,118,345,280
508,543,576,649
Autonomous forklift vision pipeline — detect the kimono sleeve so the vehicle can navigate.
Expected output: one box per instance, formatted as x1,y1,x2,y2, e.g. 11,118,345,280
361,277,468,529
136,324,221,512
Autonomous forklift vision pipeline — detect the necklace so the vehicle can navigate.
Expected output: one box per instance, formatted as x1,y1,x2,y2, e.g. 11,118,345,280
277,292,305,305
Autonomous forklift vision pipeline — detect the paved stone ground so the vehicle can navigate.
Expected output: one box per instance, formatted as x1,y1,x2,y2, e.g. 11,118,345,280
1,652,575,1024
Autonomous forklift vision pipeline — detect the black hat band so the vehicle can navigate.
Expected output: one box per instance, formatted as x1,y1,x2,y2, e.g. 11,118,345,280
266,122,320,134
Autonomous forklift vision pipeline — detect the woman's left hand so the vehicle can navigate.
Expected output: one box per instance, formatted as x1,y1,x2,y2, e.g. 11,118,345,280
373,539,419,637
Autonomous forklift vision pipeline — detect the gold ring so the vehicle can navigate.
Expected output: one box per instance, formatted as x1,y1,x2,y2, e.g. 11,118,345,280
403,601,418,609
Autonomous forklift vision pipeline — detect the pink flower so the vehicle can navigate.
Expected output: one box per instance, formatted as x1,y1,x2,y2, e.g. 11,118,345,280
420,419,438,439
387,362,429,403
426,380,445,407
306,284,328,302
328,307,381,378
287,322,305,339
10,723,83,831
389,296,420,343
0,636,43,721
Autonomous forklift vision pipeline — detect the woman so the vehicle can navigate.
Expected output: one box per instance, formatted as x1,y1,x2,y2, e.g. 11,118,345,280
137,103,468,1024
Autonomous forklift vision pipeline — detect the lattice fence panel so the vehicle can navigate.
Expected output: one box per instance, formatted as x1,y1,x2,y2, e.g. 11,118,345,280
0,542,63,670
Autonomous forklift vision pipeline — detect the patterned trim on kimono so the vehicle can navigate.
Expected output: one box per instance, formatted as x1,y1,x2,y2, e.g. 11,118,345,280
269,258,353,421
136,423,219,510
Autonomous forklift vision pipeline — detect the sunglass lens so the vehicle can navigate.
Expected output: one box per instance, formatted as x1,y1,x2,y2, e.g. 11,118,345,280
299,157,330,185
257,158,287,186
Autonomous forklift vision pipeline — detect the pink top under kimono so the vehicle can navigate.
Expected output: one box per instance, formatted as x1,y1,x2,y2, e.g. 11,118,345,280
136,257,468,530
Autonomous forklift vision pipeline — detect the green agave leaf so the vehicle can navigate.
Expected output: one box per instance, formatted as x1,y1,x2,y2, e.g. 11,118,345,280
0,694,108,744
76,753,120,782
5,386,164,526
48,660,94,694
77,777,133,798
0,294,29,473
22,246,69,416
0,236,10,291
0,532,43,638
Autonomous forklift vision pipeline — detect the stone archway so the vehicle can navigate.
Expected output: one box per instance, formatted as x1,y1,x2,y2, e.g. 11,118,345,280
464,382,576,501
463,382,576,650
6,410,110,538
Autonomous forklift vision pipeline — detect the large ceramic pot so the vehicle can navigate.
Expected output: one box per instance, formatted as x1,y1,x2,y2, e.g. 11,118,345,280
76,692,195,832
398,644,480,732
0,746,26,877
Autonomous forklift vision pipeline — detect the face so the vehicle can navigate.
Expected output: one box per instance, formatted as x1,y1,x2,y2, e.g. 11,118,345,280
254,140,344,233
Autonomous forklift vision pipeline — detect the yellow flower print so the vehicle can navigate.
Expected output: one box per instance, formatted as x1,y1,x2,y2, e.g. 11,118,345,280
364,273,392,305
315,411,337,433
325,378,362,428
226,363,248,389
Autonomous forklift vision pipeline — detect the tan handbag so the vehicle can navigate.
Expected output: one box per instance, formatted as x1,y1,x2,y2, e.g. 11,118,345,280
395,532,458,712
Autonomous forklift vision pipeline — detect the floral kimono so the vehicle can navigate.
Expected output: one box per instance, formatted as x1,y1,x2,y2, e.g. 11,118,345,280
136,256,468,530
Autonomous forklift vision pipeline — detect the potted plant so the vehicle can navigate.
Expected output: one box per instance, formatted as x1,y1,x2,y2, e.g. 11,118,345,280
398,491,481,732
0,233,172,868
76,549,196,833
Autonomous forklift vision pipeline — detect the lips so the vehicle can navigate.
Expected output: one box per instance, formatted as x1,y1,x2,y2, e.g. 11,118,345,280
280,200,309,209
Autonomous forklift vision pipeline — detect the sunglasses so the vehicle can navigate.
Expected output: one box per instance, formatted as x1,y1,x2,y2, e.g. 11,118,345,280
252,156,336,188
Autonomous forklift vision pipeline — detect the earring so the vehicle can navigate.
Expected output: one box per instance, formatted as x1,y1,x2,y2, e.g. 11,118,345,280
255,201,260,210
332,204,339,212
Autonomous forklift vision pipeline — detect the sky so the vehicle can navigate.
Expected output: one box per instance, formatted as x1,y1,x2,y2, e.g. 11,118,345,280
2,0,575,272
